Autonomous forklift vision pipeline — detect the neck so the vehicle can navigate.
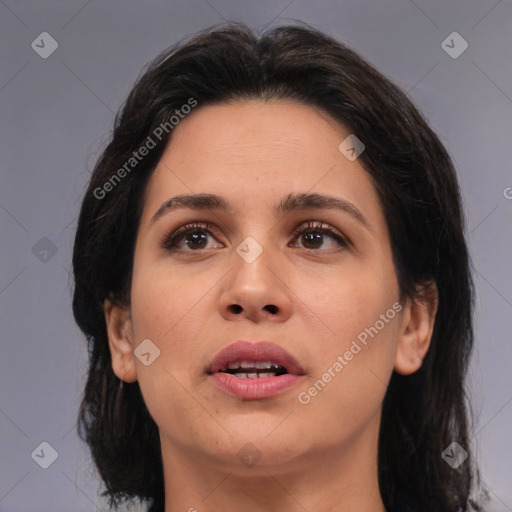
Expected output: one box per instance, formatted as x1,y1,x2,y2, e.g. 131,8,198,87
160,415,386,512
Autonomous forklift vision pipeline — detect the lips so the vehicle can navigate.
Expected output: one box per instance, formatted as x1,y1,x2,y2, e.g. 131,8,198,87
206,341,305,400
206,341,305,377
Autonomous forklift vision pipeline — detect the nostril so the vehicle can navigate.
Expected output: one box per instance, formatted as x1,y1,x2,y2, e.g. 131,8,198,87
229,304,243,314
227,304,278,315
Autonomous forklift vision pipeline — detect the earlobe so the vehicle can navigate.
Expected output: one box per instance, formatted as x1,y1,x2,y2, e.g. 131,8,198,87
394,281,438,376
104,298,138,383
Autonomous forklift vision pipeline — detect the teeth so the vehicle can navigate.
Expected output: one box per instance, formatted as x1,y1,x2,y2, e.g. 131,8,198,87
228,361,279,370
233,372,278,378
255,361,273,369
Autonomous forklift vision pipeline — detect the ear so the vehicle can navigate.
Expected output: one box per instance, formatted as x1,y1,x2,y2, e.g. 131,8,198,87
104,298,138,383
394,281,438,375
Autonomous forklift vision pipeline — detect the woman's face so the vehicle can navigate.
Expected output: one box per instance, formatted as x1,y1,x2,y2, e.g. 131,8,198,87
107,100,425,474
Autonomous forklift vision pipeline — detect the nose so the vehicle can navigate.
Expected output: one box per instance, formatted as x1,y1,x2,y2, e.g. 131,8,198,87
217,242,293,324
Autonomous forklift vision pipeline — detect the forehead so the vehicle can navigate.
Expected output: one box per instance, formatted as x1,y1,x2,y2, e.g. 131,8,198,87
140,100,385,231
162,99,346,171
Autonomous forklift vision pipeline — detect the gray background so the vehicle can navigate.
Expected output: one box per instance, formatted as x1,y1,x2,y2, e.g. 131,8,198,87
1,1,511,511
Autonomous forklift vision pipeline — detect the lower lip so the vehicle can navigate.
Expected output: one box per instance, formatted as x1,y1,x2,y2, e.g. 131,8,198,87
209,372,302,400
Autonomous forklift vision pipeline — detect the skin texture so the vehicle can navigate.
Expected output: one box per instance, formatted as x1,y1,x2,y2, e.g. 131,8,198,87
104,100,438,512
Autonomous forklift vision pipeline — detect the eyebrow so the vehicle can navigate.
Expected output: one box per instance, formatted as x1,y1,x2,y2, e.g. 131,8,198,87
149,192,371,231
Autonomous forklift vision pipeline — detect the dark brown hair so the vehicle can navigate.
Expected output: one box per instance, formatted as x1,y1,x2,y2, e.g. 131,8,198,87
72,22,487,511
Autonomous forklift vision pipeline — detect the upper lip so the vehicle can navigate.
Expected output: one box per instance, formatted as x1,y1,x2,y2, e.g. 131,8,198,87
206,341,305,376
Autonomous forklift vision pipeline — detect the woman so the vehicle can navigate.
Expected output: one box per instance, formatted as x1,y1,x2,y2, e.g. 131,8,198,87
72,22,487,512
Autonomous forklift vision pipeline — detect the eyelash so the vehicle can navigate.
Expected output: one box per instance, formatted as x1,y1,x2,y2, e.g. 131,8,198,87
160,221,350,252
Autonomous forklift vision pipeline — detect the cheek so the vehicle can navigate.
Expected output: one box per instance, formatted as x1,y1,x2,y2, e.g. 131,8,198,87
294,271,399,413
127,270,205,434
128,257,224,382
294,263,397,344
129,259,205,341
296,316,399,442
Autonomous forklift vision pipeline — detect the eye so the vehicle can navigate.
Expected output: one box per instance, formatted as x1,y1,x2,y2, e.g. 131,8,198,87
160,220,349,253
289,221,349,251
160,222,223,251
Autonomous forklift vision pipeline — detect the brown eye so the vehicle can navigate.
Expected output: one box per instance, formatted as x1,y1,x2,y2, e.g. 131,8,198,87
161,220,349,253
290,221,349,251
161,222,222,251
